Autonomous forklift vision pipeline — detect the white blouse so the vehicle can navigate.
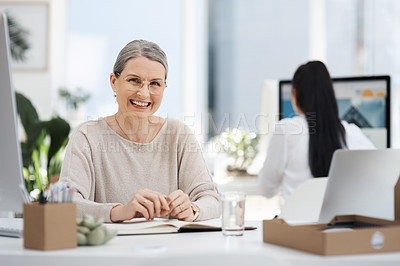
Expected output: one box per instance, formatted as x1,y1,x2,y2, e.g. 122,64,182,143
258,115,376,199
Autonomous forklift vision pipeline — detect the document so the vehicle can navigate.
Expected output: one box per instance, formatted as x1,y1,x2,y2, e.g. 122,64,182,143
104,218,256,235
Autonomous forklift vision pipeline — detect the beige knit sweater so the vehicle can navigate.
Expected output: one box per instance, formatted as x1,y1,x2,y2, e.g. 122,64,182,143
59,118,220,222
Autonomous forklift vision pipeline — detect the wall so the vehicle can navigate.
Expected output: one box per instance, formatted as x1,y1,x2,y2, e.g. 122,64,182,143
209,0,310,136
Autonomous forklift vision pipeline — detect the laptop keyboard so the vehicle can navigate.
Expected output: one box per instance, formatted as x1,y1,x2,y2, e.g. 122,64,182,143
0,218,23,238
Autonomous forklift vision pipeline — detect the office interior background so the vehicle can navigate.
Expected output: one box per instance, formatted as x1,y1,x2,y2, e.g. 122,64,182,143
4,0,400,169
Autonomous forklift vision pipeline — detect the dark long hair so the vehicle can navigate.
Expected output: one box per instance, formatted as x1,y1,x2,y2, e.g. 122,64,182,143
292,61,347,177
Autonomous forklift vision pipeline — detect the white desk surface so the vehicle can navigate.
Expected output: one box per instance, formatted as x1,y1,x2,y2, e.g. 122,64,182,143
1,221,400,266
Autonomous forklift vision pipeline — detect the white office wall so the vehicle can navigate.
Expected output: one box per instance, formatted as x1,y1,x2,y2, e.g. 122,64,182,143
210,0,310,136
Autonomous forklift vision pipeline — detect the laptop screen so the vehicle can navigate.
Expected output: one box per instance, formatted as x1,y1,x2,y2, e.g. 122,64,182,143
318,149,400,223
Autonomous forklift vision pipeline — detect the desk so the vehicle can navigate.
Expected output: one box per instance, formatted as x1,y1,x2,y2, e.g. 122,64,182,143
1,221,400,266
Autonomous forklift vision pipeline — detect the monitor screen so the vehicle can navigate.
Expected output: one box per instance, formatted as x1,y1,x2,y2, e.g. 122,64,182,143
279,76,391,148
0,11,29,215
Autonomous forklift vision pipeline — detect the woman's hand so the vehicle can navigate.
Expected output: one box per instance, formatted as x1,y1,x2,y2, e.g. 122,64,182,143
167,190,194,221
110,189,170,222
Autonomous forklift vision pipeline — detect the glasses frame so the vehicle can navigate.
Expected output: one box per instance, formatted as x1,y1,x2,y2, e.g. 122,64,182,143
115,72,167,95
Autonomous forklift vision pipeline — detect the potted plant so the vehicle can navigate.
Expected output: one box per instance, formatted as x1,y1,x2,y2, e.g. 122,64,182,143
16,92,70,199
213,128,259,176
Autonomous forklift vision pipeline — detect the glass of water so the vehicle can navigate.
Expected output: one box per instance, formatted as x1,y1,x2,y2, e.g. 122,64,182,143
221,191,246,236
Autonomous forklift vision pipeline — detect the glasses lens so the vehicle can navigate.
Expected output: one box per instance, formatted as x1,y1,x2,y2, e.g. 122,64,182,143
149,82,165,95
131,78,142,88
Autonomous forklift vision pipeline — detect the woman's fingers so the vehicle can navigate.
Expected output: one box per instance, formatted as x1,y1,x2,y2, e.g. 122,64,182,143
138,194,155,219
167,190,193,221
149,193,170,217
175,208,193,221
135,189,169,220
169,201,187,217
121,189,192,222
159,194,170,216
132,198,150,220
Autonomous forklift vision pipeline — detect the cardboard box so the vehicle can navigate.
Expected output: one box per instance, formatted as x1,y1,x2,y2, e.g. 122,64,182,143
263,215,400,255
23,203,77,250
263,175,400,255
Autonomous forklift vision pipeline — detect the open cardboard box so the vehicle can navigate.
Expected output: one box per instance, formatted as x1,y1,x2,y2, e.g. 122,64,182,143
263,215,400,255
263,178,400,255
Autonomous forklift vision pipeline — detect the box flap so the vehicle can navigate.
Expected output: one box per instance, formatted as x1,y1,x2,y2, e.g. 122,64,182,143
329,215,400,226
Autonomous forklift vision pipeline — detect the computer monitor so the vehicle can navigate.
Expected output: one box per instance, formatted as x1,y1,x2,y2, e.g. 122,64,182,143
279,76,390,148
0,11,29,215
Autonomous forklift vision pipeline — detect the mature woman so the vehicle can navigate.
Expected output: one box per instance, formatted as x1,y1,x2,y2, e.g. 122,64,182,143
258,61,375,199
59,40,220,222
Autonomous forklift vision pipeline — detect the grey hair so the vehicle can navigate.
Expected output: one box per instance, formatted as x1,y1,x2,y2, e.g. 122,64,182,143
113,39,168,80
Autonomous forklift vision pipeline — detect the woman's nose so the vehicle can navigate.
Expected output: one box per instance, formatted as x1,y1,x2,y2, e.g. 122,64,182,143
137,83,150,97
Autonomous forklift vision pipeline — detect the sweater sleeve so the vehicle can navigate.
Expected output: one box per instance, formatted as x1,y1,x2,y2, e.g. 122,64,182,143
59,126,118,222
258,123,288,198
176,125,220,221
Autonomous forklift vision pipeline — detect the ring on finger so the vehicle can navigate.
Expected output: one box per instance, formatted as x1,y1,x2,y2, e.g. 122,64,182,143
180,204,185,212
143,199,148,204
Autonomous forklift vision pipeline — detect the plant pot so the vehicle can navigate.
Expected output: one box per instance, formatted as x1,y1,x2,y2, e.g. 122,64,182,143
226,166,251,177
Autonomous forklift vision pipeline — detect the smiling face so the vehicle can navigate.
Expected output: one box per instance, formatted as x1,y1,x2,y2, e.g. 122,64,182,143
110,56,167,120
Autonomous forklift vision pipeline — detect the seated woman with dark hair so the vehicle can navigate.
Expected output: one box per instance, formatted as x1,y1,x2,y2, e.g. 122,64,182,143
258,61,375,199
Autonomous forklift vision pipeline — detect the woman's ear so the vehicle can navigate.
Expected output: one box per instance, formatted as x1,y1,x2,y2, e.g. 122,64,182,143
110,73,117,93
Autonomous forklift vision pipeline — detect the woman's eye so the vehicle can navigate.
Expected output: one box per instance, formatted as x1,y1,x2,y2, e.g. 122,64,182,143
129,78,141,84
150,81,161,87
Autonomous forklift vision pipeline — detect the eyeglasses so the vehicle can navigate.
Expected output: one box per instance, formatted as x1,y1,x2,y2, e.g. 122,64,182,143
118,73,167,95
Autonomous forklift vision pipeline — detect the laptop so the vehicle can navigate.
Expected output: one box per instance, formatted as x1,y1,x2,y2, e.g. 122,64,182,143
318,149,400,223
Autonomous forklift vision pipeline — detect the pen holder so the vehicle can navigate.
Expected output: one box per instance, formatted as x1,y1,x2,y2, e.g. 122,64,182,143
23,202,77,250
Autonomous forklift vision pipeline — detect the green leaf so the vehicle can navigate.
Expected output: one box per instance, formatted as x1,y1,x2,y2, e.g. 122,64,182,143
15,92,39,134
44,117,70,170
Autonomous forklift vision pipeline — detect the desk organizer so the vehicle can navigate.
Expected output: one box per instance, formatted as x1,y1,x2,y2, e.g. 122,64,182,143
23,203,77,250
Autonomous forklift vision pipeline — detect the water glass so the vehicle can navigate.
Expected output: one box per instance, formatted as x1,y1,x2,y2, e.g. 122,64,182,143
221,191,246,236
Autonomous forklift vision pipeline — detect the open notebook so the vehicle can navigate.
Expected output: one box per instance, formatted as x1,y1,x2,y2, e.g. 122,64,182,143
104,218,256,235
